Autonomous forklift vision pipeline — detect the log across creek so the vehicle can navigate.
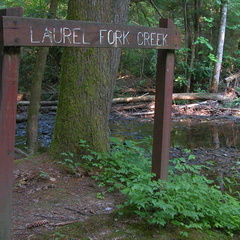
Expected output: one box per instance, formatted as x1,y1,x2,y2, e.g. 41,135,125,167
17,91,238,106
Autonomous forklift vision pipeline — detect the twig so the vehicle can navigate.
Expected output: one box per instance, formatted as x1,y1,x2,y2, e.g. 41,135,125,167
131,111,154,116
64,207,113,216
149,0,165,18
14,148,29,158
64,207,92,216
50,220,80,226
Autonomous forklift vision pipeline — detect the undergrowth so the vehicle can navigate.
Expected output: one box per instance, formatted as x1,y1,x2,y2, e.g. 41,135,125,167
59,138,240,236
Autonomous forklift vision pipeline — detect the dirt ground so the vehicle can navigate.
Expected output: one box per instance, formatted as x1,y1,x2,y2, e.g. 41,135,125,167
12,146,240,240
12,154,127,239
12,114,240,240
12,77,240,239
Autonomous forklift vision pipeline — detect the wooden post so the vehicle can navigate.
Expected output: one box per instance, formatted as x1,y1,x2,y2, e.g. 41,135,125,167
151,19,175,180
0,7,23,240
0,10,180,238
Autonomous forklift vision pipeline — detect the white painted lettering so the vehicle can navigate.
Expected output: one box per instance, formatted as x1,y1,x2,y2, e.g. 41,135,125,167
29,26,169,47
150,33,156,46
100,29,107,44
30,26,40,43
162,34,168,46
63,27,72,44
72,28,81,44
53,28,63,44
143,32,150,46
122,31,129,45
82,32,90,45
42,28,53,43
137,32,143,45
156,33,162,46
107,30,115,44
156,33,168,46
137,31,168,47
115,30,122,45
99,29,129,45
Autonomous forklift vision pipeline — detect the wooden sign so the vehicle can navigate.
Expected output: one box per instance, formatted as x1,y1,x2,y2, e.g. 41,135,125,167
1,7,181,239
2,16,181,49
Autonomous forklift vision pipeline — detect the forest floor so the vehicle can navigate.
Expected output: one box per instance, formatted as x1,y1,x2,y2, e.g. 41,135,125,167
12,76,240,239
12,146,240,240
12,112,240,239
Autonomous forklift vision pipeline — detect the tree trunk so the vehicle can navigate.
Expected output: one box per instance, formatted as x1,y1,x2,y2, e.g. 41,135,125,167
186,42,196,92
210,0,228,93
50,0,130,156
182,0,191,89
26,0,58,154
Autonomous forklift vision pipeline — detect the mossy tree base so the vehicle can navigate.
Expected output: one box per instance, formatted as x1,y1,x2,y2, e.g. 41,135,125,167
50,0,130,158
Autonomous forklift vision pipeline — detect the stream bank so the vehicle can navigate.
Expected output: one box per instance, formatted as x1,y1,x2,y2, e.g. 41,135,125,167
15,108,240,181
12,104,240,239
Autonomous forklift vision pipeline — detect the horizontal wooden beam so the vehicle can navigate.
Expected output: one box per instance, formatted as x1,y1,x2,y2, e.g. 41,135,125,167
2,16,181,49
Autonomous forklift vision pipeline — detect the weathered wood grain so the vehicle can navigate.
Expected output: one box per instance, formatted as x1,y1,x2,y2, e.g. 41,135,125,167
2,16,181,49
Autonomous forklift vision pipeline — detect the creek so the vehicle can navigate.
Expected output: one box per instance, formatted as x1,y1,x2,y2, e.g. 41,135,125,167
15,113,240,149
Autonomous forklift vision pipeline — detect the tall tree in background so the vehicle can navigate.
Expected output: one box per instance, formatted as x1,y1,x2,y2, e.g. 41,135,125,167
183,0,203,92
210,0,228,93
51,0,130,157
26,0,58,154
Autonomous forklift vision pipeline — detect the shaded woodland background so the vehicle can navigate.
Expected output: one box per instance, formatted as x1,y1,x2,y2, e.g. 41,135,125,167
2,0,240,94
1,0,240,155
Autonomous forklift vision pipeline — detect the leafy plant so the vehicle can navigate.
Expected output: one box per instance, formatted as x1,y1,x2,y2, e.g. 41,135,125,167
39,171,50,179
194,37,213,51
96,192,105,199
58,152,82,174
224,98,240,108
76,138,240,235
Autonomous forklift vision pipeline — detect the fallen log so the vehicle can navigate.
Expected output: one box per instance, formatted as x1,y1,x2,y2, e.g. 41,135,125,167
131,111,155,116
172,93,236,101
14,148,29,158
113,103,148,111
113,92,236,103
17,100,58,106
120,88,156,94
40,106,57,112
225,72,240,83
177,101,210,109
17,92,237,107
112,95,155,103
16,114,28,122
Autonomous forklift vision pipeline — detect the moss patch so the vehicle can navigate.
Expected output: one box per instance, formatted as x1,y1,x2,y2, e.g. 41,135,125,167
38,213,239,240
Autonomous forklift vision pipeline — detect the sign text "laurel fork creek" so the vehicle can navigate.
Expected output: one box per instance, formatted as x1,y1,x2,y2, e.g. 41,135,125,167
30,26,168,47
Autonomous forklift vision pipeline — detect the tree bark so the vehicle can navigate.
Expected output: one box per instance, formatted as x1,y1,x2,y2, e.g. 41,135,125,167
50,0,130,156
26,0,58,154
210,0,228,93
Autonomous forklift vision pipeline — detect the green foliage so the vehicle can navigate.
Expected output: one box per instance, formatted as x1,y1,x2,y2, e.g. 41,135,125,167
80,138,152,192
1,0,68,18
224,87,240,108
51,232,66,240
2,0,240,93
61,138,240,235
119,49,157,78
194,37,213,51
225,98,240,108
58,152,81,174
96,192,105,199
1,0,66,92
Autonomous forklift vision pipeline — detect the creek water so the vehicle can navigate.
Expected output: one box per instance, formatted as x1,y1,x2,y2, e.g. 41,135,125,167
110,118,240,149
15,113,240,149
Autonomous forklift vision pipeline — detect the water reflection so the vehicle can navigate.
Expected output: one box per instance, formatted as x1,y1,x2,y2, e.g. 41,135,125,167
15,115,240,149
171,121,240,149
110,119,240,149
